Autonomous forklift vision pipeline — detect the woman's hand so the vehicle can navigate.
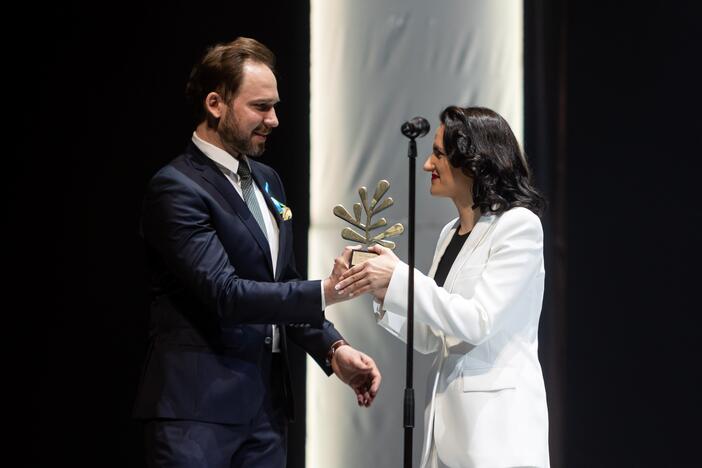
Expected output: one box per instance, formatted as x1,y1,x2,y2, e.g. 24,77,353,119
372,287,388,303
335,244,399,298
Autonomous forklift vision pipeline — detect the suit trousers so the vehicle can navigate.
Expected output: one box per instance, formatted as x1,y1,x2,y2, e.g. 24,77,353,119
144,353,288,468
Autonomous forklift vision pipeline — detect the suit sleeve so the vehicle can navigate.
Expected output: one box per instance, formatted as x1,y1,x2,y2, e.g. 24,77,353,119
281,248,343,375
265,170,345,374
383,209,544,346
141,167,325,326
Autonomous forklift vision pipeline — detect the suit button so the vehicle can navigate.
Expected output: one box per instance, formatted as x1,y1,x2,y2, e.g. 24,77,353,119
264,337,272,345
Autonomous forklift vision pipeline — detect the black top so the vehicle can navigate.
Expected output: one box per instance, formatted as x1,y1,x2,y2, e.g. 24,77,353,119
434,228,471,287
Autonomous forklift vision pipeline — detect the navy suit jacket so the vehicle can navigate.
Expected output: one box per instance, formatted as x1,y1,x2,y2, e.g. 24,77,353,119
133,142,342,424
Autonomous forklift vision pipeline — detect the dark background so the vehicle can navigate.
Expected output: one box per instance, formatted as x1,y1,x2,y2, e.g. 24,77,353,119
526,1,702,466
13,2,312,466
12,1,701,466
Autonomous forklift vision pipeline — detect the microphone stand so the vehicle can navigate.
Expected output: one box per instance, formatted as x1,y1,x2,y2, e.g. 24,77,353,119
403,137,417,468
399,116,428,468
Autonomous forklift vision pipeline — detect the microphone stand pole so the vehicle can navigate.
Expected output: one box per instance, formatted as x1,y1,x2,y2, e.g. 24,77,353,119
403,137,417,468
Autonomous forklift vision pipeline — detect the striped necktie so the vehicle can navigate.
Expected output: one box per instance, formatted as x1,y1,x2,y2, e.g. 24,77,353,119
236,160,268,239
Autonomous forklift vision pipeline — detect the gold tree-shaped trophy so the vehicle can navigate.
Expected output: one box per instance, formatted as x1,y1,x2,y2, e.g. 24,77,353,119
333,179,405,266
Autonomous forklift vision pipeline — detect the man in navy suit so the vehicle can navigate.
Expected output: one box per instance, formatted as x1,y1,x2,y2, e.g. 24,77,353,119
133,37,381,468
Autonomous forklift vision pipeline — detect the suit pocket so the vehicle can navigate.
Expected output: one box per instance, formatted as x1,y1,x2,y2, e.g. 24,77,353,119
462,367,517,392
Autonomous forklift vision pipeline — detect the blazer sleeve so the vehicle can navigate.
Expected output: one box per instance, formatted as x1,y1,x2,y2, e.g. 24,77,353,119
371,220,456,355
383,208,544,346
373,301,442,354
141,167,325,326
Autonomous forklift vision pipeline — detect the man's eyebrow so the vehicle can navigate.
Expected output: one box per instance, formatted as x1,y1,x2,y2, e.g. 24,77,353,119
250,98,280,105
433,144,444,154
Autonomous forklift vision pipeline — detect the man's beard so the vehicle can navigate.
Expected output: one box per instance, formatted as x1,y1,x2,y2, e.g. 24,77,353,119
218,111,268,157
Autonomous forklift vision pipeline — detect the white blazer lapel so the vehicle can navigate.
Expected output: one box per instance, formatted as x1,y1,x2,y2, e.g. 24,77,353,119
443,213,498,292
427,219,460,279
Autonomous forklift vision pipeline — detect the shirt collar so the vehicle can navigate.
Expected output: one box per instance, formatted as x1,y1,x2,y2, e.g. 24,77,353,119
191,131,250,177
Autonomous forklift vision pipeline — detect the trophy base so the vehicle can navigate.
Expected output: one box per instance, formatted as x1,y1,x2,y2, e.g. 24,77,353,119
350,248,378,266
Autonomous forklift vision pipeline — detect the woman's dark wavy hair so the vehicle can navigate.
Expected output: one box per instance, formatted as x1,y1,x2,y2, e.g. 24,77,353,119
440,106,546,217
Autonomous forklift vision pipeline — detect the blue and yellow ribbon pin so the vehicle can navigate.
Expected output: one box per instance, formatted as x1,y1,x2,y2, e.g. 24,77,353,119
264,182,293,221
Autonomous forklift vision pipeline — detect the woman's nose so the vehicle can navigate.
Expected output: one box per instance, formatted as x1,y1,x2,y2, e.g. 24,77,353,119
422,155,434,172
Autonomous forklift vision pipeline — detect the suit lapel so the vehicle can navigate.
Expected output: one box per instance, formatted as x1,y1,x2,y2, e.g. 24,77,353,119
250,164,283,227
187,145,275,277
443,213,498,291
427,219,460,279
424,214,497,352
250,164,289,282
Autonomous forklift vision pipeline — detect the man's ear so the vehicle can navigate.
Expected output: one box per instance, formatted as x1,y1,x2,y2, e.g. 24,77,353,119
204,92,224,119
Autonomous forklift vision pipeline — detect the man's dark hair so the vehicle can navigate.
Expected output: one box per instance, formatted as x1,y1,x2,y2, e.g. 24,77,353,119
440,106,546,216
185,37,276,123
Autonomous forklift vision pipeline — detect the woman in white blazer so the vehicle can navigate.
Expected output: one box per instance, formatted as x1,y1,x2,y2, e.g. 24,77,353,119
336,106,550,468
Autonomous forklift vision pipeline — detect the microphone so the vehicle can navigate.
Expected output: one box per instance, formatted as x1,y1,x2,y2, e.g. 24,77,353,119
401,116,430,139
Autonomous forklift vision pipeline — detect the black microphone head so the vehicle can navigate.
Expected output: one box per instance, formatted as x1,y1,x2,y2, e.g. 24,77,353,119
401,116,430,139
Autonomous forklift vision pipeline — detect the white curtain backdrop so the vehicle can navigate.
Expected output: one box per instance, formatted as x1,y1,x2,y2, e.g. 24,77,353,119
308,1,523,466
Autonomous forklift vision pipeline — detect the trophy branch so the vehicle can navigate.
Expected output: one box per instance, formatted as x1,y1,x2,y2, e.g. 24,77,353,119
333,179,405,265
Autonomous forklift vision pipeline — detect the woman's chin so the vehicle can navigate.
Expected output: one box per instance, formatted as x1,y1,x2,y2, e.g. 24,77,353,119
429,187,445,197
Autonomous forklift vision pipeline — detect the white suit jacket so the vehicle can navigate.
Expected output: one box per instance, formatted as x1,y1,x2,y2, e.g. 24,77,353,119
376,207,550,468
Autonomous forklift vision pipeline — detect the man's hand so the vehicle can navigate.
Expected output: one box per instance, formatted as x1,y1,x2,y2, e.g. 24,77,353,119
323,246,358,306
335,244,399,299
332,344,381,407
